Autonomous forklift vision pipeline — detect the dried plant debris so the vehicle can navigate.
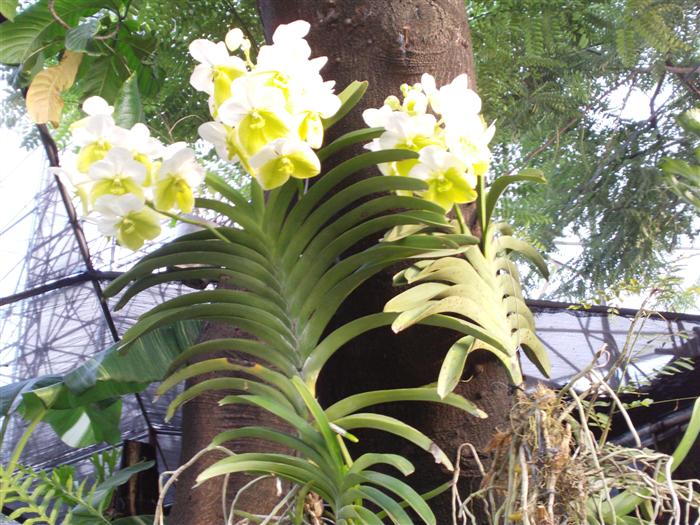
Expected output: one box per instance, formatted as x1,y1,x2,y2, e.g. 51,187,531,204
453,358,700,525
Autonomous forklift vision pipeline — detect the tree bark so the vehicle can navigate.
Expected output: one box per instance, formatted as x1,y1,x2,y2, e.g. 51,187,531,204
258,1,513,523
170,281,287,524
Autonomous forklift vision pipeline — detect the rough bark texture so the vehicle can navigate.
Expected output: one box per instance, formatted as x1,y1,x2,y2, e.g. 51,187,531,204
259,0,477,139
170,287,286,524
258,1,513,522
171,2,514,523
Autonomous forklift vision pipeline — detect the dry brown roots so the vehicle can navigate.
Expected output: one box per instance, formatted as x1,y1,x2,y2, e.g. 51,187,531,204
452,379,700,525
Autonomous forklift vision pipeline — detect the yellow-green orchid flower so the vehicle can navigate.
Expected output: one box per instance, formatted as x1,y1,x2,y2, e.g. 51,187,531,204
94,194,161,251
249,138,320,190
88,147,147,203
154,147,205,213
409,146,477,210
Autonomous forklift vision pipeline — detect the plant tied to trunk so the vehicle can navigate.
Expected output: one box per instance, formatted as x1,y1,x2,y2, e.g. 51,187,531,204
62,19,552,524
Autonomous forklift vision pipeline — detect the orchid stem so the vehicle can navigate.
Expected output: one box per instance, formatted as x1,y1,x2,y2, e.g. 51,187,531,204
150,204,231,244
477,174,487,252
454,204,468,234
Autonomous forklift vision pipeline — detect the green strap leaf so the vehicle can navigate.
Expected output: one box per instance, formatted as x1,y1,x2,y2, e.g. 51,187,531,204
358,471,436,525
291,376,345,468
350,453,415,477
204,172,254,211
437,336,475,398
317,126,384,162
516,329,551,377
282,149,419,239
167,337,297,376
484,169,546,226
195,454,336,503
209,426,330,470
144,289,290,329
106,251,280,300
119,305,294,355
158,358,299,409
492,235,549,278
332,413,453,470
337,504,385,525
214,396,327,456
195,197,264,239
303,313,397,384
355,486,413,525
325,387,486,421
165,377,293,422
113,267,283,312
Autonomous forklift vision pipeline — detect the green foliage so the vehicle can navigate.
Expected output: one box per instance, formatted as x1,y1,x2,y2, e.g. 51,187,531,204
113,73,144,128
0,0,18,21
0,0,102,64
106,103,491,520
661,107,700,209
385,175,551,393
0,0,263,145
0,451,153,524
2,0,697,297
0,321,200,450
471,0,700,299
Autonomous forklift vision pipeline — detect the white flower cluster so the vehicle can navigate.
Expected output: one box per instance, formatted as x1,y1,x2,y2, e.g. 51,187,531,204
62,97,205,250
191,21,341,190
362,74,495,210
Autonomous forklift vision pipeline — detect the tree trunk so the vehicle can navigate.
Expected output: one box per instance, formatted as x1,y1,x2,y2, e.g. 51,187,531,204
170,281,288,524
258,1,513,523
172,2,514,523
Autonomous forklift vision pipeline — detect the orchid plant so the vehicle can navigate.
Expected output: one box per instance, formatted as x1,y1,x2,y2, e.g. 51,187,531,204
55,19,556,524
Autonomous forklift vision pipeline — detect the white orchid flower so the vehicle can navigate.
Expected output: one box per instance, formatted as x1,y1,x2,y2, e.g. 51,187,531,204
218,79,293,156
158,141,189,160
121,123,162,156
256,20,329,88
225,28,245,52
199,121,238,161
94,194,161,251
362,105,395,129
51,164,93,214
398,83,429,116
420,73,437,98
257,20,313,70
274,20,311,43
379,112,439,150
88,147,148,203
82,96,114,116
291,80,341,148
409,146,477,210
445,116,495,177
374,112,442,177
154,147,205,213
189,38,247,107
424,73,482,121
249,138,320,189
70,97,120,168
117,123,164,185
